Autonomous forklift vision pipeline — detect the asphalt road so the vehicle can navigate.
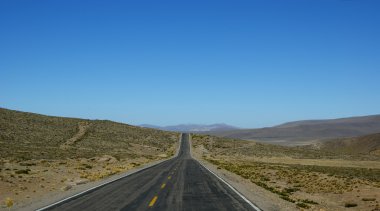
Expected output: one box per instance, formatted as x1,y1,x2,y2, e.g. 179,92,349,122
43,134,258,211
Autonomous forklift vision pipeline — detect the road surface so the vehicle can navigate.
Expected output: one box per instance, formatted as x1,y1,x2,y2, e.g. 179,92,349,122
43,134,258,211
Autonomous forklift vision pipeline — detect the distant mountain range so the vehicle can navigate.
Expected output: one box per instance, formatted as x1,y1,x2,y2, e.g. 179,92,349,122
139,123,239,132
205,114,380,145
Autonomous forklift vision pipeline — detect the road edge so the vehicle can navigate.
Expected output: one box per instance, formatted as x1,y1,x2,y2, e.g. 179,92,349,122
34,133,183,211
188,134,262,211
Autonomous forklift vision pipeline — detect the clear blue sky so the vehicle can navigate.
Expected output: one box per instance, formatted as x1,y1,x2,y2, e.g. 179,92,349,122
1,0,379,128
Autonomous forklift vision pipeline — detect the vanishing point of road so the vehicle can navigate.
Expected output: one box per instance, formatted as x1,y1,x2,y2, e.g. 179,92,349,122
42,134,259,211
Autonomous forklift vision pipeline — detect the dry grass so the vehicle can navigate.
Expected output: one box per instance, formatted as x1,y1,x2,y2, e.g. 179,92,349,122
0,108,179,209
192,134,380,161
0,108,178,161
192,134,380,210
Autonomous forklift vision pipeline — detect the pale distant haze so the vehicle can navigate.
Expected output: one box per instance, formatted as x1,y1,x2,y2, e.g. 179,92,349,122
1,0,380,128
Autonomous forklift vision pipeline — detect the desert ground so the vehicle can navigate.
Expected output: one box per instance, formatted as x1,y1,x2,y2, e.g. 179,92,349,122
0,108,179,210
191,134,380,211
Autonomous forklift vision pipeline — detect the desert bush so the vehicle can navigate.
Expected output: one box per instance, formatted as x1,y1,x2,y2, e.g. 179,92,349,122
5,197,14,209
344,202,358,207
15,169,30,174
280,195,295,203
296,202,310,209
284,187,299,193
82,164,92,169
362,198,376,201
301,199,318,204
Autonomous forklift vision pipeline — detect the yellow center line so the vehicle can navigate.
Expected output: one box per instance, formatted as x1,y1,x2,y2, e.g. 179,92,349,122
168,176,172,180
161,183,166,189
148,196,158,207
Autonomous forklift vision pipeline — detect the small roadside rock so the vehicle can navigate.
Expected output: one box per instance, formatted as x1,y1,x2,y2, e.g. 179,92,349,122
74,179,89,185
61,185,72,191
79,158,88,164
157,154,168,158
98,155,117,163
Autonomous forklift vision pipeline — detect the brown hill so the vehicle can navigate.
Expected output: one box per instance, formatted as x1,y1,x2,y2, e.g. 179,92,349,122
207,115,380,145
0,107,178,160
317,133,380,156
